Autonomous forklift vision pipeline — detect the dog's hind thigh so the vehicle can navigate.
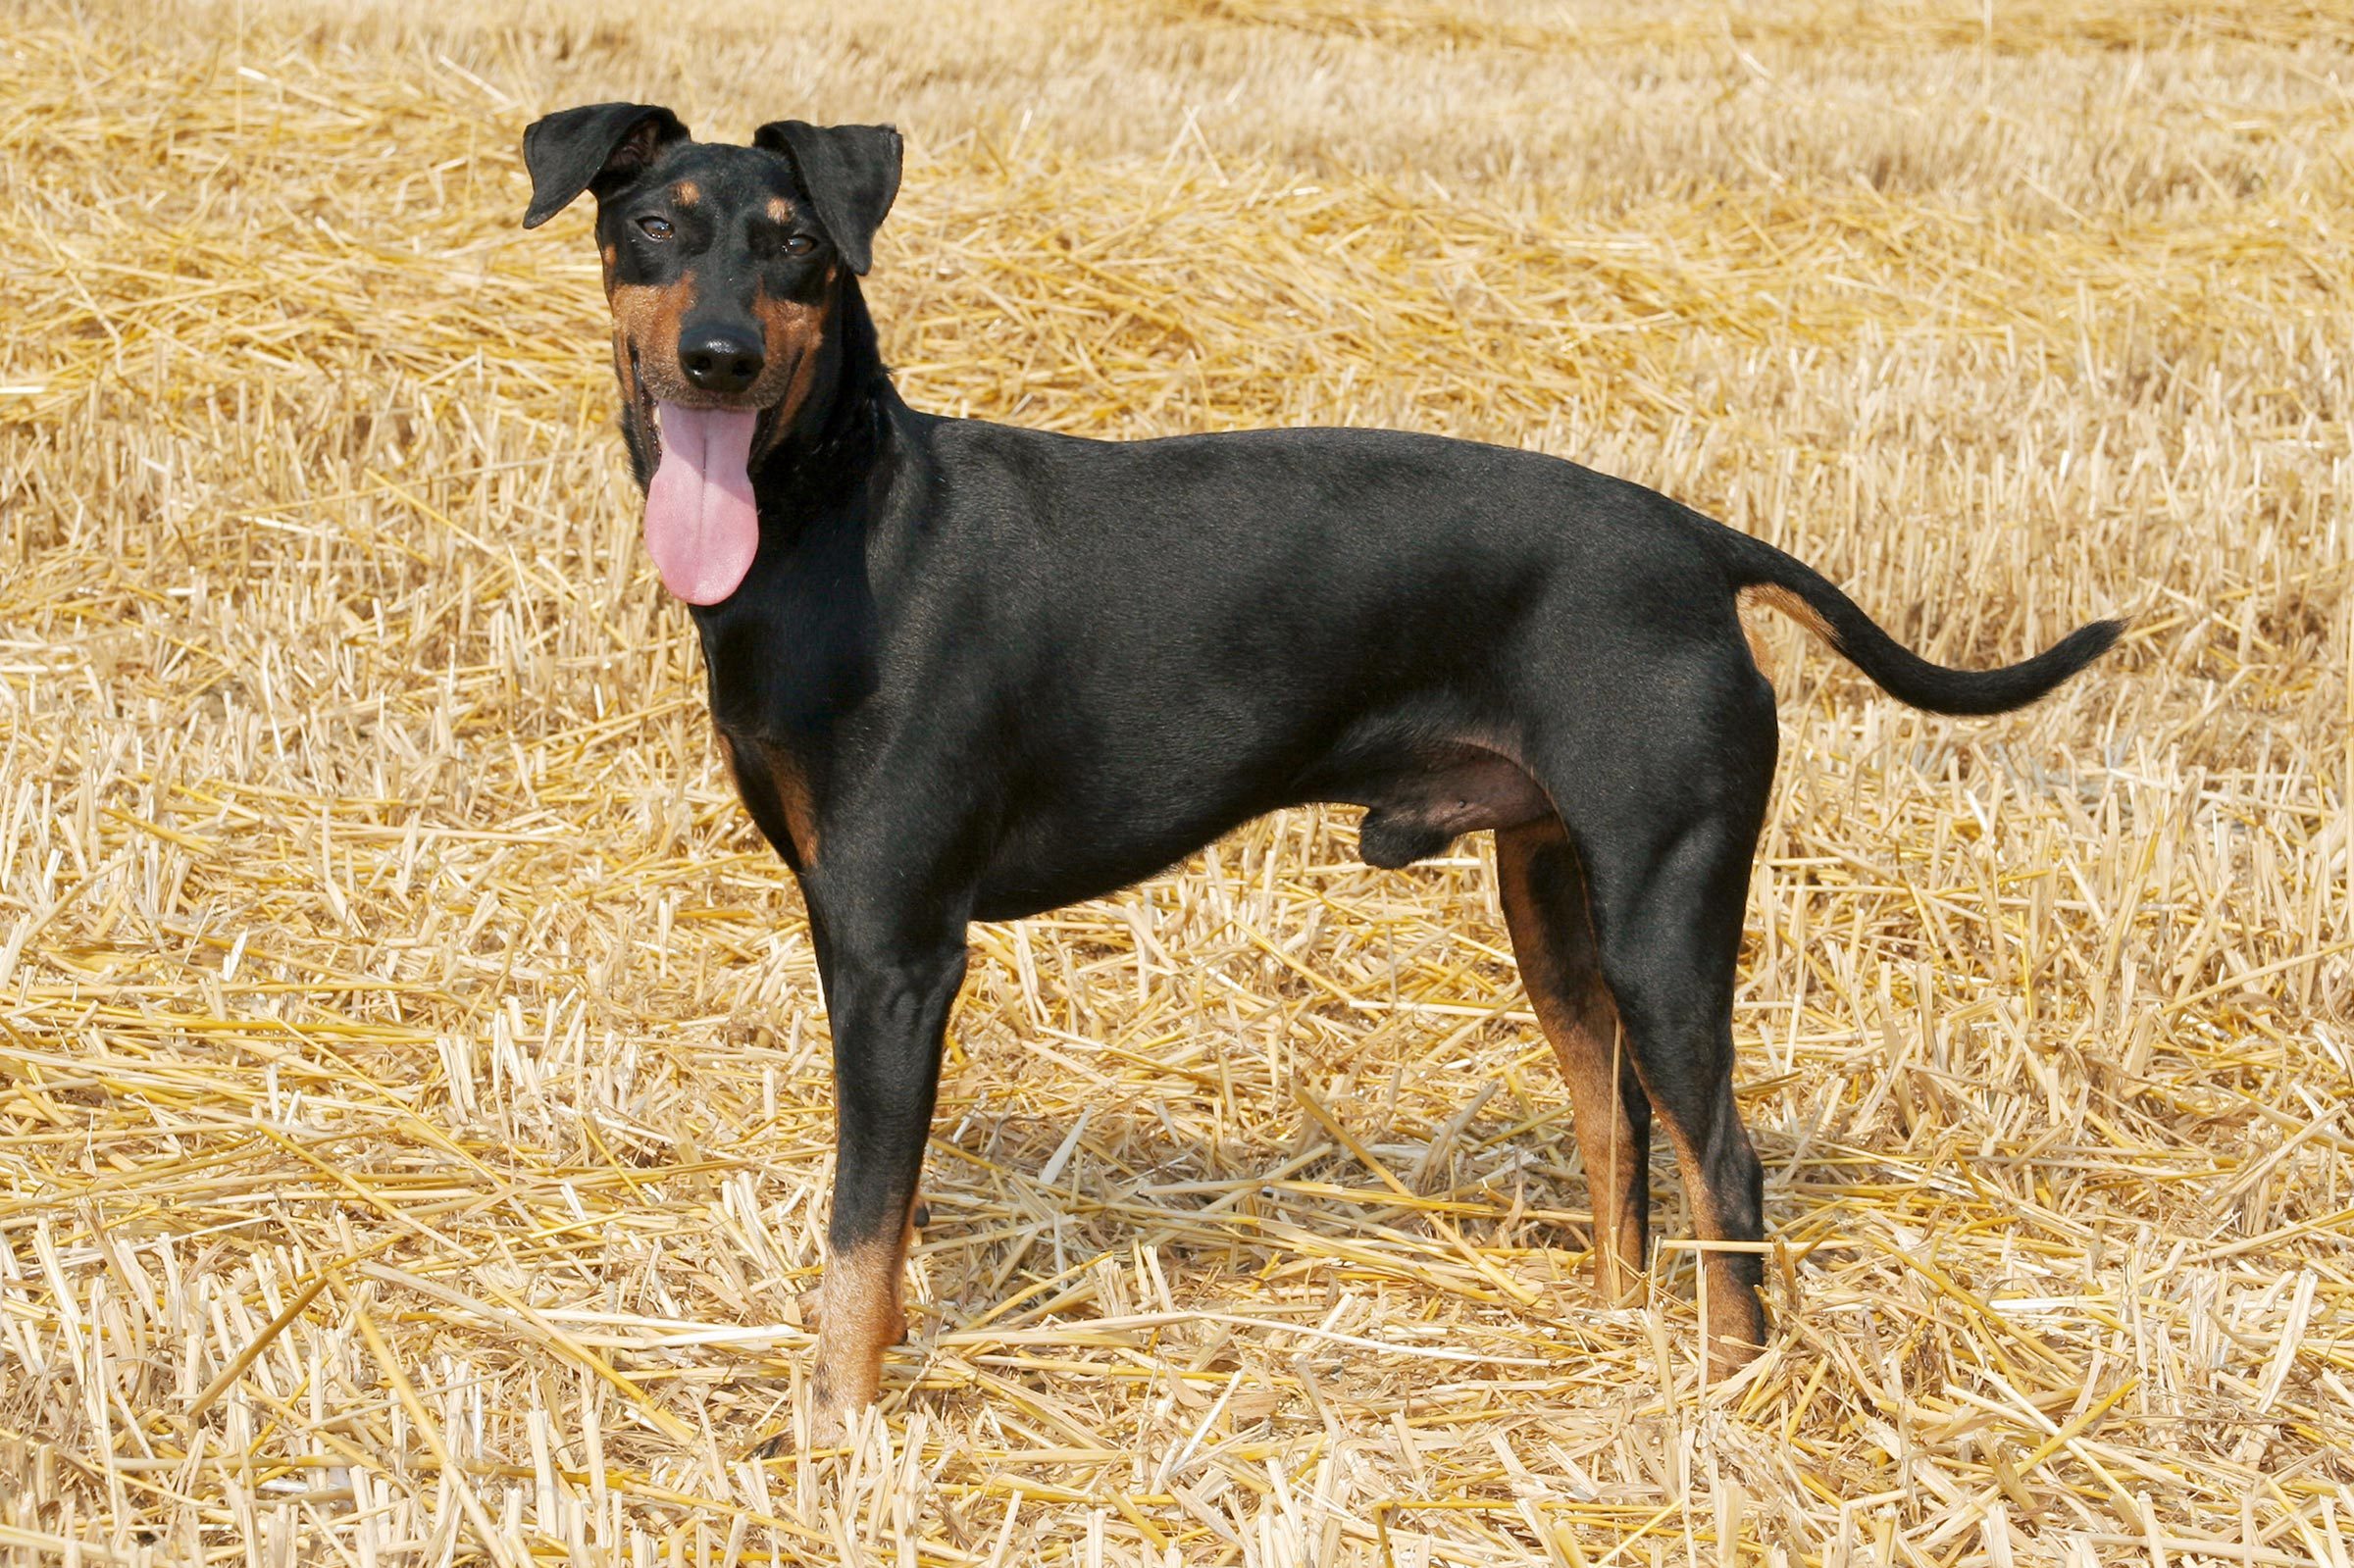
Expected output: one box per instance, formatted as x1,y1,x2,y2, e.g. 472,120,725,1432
1494,818,1650,1302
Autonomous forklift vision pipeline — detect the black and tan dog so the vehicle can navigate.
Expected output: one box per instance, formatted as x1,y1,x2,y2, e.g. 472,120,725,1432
522,103,2121,1434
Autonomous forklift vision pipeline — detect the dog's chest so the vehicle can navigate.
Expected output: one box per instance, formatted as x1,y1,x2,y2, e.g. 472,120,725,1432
696,597,866,875
692,540,877,739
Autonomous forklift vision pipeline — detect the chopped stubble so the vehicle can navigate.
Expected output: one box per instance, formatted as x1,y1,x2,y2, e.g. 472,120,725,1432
1,0,2349,1562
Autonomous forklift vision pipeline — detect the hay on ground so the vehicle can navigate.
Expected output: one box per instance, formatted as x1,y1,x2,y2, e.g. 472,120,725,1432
2,0,2351,1562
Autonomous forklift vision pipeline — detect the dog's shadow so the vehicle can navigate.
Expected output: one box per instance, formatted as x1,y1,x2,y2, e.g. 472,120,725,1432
904,1082,1836,1325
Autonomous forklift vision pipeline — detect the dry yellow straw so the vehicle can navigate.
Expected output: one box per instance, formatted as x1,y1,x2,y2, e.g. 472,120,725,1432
3,0,2351,1562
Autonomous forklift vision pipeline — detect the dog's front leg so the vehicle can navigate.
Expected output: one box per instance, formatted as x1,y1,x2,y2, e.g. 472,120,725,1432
804,906,967,1439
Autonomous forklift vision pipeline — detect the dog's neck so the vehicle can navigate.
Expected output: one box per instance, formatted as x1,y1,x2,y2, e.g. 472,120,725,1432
684,278,897,741
748,276,897,526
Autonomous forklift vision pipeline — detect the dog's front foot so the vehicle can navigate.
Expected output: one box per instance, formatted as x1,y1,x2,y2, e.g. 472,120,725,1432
751,1326,898,1458
799,1379,872,1451
779,1249,909,1451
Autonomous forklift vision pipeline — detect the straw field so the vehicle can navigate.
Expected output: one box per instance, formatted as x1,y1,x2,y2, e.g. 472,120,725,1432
3,0,2351,1561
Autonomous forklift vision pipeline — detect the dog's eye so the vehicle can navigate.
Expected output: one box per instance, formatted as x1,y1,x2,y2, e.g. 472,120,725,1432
783,234,818,257
637,216,674,241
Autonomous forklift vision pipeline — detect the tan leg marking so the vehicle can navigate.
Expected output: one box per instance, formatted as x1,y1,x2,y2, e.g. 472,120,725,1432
1654,1116,1769,1377
1494,819,1648,1304
809,1204,918,1433
1734,586,1778,681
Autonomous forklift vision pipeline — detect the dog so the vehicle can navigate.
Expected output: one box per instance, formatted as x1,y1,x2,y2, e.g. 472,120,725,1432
520,102,2122,1435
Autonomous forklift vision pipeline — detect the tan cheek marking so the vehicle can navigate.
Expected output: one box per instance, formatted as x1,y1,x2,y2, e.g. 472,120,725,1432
608,278,696,394
750,289,832,458
612,336,638,405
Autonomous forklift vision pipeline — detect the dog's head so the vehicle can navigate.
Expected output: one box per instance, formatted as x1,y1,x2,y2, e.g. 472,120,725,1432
522,104,900,603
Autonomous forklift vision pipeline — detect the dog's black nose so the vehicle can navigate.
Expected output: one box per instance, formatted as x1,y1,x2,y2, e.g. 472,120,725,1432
680,329,764,394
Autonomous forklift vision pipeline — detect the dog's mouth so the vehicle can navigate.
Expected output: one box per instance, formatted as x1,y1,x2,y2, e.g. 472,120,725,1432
642,400,763,605
620,329,807,604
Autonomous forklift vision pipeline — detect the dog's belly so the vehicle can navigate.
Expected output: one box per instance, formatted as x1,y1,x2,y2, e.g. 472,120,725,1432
967,738,1552,920
970,805,1269,922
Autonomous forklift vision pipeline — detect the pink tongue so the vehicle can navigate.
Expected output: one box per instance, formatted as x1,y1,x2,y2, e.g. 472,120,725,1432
644,402,760,604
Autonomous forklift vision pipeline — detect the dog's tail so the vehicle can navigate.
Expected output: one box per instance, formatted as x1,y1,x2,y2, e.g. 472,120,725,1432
1713,527,2123,717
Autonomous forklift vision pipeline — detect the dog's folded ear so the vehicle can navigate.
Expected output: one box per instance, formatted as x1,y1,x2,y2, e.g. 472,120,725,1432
521,103,689,228
753,121,902,275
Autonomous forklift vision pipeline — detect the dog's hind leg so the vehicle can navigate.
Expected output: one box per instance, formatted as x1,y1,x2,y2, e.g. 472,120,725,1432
1542,662,1780,1377
1494,818,1650,1304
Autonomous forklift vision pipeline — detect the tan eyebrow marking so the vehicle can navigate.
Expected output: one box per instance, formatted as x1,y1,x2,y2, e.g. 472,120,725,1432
673,180,699,205
766,196,793,224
